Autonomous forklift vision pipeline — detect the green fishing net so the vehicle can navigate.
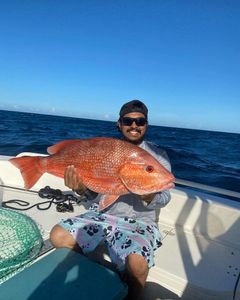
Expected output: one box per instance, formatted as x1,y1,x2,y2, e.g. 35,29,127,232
0,208,43,284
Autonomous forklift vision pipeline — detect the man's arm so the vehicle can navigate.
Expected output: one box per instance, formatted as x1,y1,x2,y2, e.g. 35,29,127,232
140,190,171,208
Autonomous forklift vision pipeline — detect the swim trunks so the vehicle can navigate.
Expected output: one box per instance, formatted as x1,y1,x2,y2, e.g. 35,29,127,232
59,204,162,271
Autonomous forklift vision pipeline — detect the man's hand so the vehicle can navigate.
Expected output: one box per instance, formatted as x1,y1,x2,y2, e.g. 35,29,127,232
64,165,86,195
139,193,156,203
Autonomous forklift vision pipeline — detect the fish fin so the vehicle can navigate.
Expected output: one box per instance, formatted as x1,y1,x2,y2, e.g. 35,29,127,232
98,195,119,211
79,173,128,195
10,156,44,189
47,140,80,154
119,176,132,193
119,164,141,193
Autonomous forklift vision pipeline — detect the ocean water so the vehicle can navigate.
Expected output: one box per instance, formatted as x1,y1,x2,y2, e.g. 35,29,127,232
0,110,239,194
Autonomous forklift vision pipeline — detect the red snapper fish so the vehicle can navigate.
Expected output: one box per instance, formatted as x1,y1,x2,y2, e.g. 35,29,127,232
9,137,175,210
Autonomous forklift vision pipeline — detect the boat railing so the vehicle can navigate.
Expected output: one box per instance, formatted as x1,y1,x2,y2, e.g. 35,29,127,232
175,178,240,200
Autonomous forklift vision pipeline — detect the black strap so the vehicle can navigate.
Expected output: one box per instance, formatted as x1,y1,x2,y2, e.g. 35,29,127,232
2,186,84,212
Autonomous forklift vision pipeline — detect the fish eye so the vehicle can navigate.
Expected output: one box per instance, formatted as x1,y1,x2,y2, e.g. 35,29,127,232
146,165,154,173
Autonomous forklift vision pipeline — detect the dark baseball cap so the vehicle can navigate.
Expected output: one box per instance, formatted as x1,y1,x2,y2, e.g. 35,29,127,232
119,100,148,119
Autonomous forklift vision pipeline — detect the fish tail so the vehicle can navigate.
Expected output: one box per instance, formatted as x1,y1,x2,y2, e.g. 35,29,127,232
10,156,44,189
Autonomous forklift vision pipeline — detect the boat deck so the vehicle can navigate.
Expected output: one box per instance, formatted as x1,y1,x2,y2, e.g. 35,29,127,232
1,248,127,300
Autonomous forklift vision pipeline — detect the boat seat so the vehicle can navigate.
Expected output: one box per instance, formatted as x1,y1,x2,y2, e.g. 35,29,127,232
146,224,240,300
0,248,128,300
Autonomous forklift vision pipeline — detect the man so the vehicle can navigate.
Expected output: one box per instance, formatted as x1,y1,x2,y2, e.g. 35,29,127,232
50,100,172,299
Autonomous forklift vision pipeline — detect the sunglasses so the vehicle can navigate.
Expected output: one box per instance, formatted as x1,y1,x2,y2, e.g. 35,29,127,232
121,117,148,126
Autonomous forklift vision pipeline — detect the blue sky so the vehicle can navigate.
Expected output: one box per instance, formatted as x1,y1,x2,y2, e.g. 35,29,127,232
0,1,239,133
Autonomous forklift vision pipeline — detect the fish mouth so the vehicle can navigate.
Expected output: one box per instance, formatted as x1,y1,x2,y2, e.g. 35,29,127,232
161,182,175,190
158,177,175,191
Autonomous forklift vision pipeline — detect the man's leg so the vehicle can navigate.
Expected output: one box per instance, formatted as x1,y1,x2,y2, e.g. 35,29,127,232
50,224,83,254
124,253,149,300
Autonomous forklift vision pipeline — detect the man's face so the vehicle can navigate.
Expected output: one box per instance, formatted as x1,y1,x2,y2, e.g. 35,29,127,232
117,112,148,144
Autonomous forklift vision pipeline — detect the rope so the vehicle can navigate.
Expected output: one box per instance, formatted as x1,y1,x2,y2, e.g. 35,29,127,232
2,185,86,212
